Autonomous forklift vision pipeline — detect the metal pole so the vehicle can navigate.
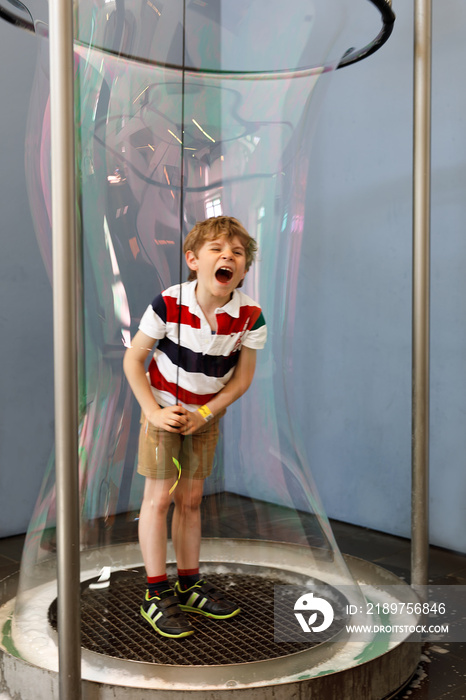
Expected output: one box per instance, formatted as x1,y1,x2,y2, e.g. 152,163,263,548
412,0,432,588
49,0,82,694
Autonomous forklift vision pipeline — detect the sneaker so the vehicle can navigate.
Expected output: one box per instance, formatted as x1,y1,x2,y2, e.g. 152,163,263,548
140,589,194,638
175,580,240,619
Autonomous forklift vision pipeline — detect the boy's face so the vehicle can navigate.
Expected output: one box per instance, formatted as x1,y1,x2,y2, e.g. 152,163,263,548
185,234,247,301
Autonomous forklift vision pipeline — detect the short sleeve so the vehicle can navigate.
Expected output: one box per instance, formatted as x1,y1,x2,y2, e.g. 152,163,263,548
241,311,267,350
138,294,167,339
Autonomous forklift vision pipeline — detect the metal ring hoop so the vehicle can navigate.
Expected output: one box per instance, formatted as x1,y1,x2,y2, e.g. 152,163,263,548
0,0,34,33
0,0,395,68
337,0,396,69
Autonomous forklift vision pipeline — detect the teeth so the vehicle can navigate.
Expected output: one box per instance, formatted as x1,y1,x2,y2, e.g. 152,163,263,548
216,266,233,282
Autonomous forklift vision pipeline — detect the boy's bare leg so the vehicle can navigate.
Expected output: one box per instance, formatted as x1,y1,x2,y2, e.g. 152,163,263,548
138,476,195,638
139,476,175,577
172,476,240,619
171,477,204,570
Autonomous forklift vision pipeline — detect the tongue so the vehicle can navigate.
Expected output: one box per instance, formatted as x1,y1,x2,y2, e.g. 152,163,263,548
216,268,233,283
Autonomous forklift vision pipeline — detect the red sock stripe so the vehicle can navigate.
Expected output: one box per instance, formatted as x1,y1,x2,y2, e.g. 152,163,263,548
147,574,168,584
177,568,200,577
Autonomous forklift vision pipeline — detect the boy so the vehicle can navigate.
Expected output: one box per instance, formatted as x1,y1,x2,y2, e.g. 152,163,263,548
123,216,267,638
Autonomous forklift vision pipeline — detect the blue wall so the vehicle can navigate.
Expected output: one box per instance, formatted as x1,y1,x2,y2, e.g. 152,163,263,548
1,1,465,551
296,0,466,551
0,17,54,538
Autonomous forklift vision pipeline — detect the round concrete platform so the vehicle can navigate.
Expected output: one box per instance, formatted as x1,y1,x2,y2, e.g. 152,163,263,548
0,539,422,699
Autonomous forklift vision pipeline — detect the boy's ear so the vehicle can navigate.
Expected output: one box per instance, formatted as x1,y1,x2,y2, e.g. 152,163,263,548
237,270,247,288
185,250,199,271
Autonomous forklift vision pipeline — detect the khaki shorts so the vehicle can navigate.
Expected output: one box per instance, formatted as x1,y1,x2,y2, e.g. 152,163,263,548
137,409,225,480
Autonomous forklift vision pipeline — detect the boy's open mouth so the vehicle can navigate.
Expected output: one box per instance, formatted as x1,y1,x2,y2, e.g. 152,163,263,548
215,267,233,283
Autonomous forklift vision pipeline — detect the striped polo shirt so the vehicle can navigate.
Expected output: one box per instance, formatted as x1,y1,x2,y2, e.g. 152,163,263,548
139,280,267,411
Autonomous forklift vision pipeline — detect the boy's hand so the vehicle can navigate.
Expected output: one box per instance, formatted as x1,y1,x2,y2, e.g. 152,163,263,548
147,404,188,432
181,409,208,435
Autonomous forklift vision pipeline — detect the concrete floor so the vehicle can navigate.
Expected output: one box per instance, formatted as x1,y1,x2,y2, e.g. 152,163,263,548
1,505,465,699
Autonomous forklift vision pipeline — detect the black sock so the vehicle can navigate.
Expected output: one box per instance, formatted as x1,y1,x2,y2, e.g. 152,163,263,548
147,576,171,598
178,569,202,591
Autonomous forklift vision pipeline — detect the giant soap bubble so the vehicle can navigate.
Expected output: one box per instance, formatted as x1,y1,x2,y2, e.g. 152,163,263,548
2,0,417,692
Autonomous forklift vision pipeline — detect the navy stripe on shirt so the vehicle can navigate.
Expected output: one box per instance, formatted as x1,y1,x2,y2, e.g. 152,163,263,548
157,336,240,378
151,294,167,324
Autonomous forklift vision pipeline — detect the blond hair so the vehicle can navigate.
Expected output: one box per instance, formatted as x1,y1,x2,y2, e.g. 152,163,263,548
184,216,257,285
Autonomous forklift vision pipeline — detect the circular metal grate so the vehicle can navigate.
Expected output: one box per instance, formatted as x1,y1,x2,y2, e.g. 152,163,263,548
49,568,347,666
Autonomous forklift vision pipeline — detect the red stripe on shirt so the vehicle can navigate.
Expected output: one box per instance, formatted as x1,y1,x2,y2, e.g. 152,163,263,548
163,295,201,329
216,305,262,336
148,359,217,406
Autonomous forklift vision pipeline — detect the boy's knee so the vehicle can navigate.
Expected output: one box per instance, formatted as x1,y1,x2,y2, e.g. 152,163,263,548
142,489,172,515
174,488,203,512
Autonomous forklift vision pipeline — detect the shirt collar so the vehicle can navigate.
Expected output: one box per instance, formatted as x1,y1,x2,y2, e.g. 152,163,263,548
186,280,241,319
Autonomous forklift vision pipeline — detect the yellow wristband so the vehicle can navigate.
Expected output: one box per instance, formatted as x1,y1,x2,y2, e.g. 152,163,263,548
198,405,214,422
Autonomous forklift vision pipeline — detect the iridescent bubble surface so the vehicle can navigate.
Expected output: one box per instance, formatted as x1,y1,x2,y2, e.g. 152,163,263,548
18,0,369,633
